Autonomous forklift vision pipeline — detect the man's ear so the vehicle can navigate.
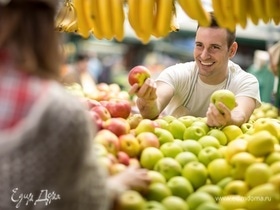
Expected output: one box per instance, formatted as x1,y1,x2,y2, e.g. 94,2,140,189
229,42,238,58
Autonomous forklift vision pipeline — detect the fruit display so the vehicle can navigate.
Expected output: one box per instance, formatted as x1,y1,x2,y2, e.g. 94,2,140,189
55,0,280,44
65,79,280,210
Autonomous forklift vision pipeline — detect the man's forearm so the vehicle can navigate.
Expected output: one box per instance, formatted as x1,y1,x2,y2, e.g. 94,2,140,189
136,98,160,120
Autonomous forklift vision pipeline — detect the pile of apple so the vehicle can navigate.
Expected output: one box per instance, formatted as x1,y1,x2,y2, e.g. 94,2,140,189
250,102,280,121
66,66,280,210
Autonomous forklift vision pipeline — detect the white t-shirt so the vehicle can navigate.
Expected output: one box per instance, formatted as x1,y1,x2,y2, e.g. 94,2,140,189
156,60,261,117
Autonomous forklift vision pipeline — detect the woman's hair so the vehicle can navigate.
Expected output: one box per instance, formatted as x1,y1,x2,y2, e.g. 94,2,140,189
0,1,62,80
197,12,236,48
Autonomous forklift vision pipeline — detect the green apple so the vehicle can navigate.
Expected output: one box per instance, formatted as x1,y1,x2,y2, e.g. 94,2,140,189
178,115,197,128
223,180,249,196
196,184,223,198
247,130,275,157
183,125,206,140
161,196,189,210
265,151,280,165
135,119,158,135
154,157,182,181
198,135,220,149
162,115,177,123
222,125,243,143
240,122,254,134
216,177,234,189
160,142,183,158
167,176,194,199
154,127,174,145
119,133,141,158
269,173,280,189
180,140,203,156
196,202,222,210
218,195,246,210
245,183,280,210
191,120,210,134
168,119,186,140
140,147,164,170
198,146,223,166
175,151,198,167
210,89,236,113
182,161,208,190
244,162,273,188
116,190,146,210
207,128,228,146
147,170,166,184
154,118,169,130
186,191,216,210
145,182,172,202
230,152,257,180
144,201,167,210
127,113,143,129
207,158,231,184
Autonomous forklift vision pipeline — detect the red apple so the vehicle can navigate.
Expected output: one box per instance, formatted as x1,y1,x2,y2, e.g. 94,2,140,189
119,133,141,158
88,110,103,131
94,129,120,155
117,151,130,166
102,99,132,119
102,117,130,137
90,105,111,121
137,131,160,151
128,65,151,86
86,98,101,109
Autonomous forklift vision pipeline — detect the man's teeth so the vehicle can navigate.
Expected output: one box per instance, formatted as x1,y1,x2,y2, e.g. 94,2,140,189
201,62,213,66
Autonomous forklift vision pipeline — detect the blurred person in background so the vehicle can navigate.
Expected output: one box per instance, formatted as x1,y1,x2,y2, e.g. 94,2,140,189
247,50,275,103
0,0,149,210
130,12,261,127
268,41,280,114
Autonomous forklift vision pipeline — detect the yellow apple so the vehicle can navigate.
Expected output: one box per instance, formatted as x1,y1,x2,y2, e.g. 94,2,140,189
247,130,275,157
245,162,273,188
222,125,243,142
207,128,228,146
223,180,249,196
218,195,247,210
224,138,248,162
207,158,232,184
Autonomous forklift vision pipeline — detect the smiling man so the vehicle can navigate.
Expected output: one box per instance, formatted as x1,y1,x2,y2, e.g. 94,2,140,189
129,12,261,127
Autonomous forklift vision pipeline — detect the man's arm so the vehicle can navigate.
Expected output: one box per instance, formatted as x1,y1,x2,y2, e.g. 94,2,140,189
206,96,257,127
131,79,174,119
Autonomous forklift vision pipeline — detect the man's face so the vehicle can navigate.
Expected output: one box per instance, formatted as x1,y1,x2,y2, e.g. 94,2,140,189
193,27,236,83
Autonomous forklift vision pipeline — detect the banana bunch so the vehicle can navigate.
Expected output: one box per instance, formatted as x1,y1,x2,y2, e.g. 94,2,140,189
211,0,280,31
55,0,78,33
127,0,179,44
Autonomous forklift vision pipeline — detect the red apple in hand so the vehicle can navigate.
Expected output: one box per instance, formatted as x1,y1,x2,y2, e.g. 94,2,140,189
128,65,151,86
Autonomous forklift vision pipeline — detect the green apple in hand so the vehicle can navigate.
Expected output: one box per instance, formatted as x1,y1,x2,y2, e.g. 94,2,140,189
210,89,236,113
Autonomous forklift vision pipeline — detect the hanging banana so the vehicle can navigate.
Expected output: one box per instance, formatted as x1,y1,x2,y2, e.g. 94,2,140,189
55,1,77,33
232,0,248,29
74,0,91,38
177,0,210,27
170,2,180,33
211,0,227,28
111,0,125,42
252,0,269,23
265,0,280,24
221,0,236,32
152,0,174,38
247,0,259,25
87,0,103,39
98,0,114,40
